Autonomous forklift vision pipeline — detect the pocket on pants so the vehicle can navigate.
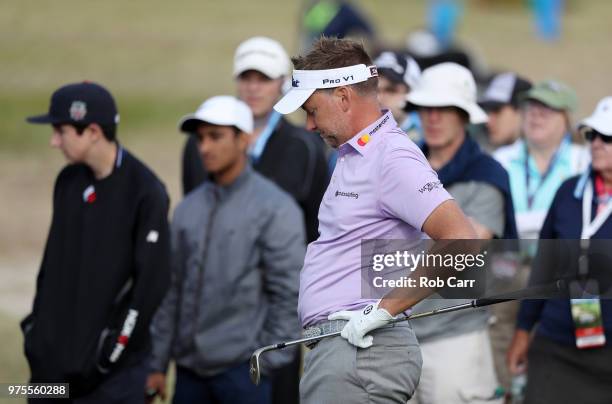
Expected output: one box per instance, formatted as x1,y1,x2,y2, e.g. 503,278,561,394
357,328,422,402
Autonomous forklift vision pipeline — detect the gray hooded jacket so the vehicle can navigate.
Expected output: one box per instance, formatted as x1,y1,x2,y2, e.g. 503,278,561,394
150,165,305,377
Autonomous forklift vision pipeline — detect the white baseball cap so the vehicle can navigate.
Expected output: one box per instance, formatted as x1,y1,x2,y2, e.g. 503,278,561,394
233,36,290,80
580,96,612,136
178,96,253,134
405,62,488,124
273,64,379,114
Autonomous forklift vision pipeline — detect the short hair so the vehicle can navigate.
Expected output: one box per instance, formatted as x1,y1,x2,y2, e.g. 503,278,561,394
453,107,470,126
292,36,378,96
191,124,242,140
54,122,117,141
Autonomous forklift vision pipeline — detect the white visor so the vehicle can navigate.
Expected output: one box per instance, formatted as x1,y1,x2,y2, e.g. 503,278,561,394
274,64,378,114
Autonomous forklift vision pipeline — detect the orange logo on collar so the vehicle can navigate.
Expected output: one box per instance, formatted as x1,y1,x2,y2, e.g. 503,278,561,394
357,134,370,146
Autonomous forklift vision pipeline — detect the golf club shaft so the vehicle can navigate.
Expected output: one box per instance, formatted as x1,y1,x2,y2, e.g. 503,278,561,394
279,279,565,348
266,299,510,350
249,280,566,385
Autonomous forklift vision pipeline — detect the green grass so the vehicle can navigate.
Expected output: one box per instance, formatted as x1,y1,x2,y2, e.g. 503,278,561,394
0,311,28,404
0,94,205,151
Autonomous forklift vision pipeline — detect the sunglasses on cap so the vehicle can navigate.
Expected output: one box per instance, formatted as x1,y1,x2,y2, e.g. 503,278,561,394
580,127,612,143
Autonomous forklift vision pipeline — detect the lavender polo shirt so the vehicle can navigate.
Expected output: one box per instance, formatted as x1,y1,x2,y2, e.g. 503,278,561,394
298,111,452,327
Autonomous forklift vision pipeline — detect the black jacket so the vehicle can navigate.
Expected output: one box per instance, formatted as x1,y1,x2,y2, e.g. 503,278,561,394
22,147,171,397
182,118,329,243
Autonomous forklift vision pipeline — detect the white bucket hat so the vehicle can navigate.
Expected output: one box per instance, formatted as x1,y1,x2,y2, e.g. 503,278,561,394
178,96,253,134
580,96,612,136
233,36,290,80
405,62,488,124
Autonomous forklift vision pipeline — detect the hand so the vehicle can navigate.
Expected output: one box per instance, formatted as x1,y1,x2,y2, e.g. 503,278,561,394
507,329,530,375
328,301,395,348
145,372,167,403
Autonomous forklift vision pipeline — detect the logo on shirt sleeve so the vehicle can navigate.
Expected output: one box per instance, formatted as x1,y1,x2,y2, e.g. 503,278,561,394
109,309,139,363
418,181,443,194
146,230,159,243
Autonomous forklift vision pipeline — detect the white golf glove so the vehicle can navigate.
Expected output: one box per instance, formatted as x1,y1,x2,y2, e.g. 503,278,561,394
328,301,395,348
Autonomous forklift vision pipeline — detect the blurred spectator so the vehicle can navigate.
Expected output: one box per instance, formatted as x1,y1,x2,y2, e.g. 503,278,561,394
532,0,564,41
22,82,171,402
479,72,532,149
148,96,305,404
406,30,479,80
405,63,516,404
300,0,375,48
427,0,463,49
507,96,612,403
373,51,422,141
494,80,590,239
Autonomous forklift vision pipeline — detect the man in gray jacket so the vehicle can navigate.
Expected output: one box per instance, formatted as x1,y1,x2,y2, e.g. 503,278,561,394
146,96,305,404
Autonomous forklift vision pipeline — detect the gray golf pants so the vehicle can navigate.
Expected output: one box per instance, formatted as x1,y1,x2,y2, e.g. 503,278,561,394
300,322,422,404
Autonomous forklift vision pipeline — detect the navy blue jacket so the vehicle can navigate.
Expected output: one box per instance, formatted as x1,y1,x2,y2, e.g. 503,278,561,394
422,134,518,239
517,171,612,345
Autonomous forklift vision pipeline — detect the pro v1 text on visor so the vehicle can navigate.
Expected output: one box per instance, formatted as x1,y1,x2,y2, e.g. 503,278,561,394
274,64,378,114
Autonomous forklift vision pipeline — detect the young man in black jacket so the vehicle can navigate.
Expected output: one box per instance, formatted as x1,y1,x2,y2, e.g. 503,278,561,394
22,82,171,403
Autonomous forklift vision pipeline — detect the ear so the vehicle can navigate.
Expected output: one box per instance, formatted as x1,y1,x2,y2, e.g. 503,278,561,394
334,86,352,113
236,131,249,153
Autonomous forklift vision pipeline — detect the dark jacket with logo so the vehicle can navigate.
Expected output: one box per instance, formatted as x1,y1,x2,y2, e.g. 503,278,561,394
181,118,329,243
517,173,612,346
21,147,171,397
150,165,305,377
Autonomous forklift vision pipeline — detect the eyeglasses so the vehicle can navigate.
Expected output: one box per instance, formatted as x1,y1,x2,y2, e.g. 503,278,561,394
581,127,612,144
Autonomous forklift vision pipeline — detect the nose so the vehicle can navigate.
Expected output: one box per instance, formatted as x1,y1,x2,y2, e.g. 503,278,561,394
305,115,317,132
50,132,61,148
486,112,497,128
245,78,261,93
591,134,604,147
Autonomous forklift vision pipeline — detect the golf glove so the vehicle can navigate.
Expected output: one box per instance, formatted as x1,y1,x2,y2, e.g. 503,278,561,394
328,301,395,348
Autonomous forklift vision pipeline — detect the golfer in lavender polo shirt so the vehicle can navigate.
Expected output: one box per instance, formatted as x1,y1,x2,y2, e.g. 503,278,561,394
274,37,476,403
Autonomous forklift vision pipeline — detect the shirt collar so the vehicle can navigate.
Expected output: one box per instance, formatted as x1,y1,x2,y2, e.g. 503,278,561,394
341,110,397,156
210,163,253,197
519,134,571,165
573,165,593,200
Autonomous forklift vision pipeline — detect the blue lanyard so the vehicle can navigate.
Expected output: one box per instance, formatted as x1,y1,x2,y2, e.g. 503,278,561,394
249,111,282,164
115,144,124,168
524,135,568,210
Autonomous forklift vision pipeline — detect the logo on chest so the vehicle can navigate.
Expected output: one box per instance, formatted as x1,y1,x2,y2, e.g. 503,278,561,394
335,190,359,199
82,185,97,203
